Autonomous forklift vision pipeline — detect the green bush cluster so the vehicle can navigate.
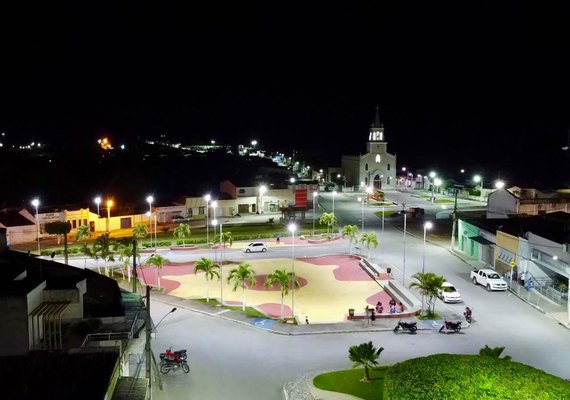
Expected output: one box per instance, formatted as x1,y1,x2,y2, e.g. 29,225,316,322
41,247,83,256
384,354,570,400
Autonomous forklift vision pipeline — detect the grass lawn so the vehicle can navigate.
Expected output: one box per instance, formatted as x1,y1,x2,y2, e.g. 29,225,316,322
370,202,393,206
374,210,397,218
313,367,387,400
195,299,270,319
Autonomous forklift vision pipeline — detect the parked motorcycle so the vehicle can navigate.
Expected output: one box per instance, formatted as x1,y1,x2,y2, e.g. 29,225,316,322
463,307,473,323
439,320,462,333
393,320,417,334
159,347,190,374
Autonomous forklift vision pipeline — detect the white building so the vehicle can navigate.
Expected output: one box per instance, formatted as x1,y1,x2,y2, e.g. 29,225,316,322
487,186,570,219
341,107,397,190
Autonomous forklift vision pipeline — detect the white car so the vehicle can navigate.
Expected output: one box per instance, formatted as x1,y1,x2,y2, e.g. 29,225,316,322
438,282,462,303
243,242,268,253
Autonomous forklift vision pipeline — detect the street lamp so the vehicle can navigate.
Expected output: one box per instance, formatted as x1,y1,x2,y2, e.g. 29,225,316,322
94,196,101,217
258,185,267,215
358,197,364,232
211,200,218,239
288,223,297,321
146,196,154,248
212,218,225,304
204,194,211,244
434,178,442,199
312,191,317,236
473,175,484,202
332,190,336,215
422,221,433,274
146,211,157,252
153,307,177,332
106,199,113,233
402,205,407,286
495,180,505,189
31,198,40,255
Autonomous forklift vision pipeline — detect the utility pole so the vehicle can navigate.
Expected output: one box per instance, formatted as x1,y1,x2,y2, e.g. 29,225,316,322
449,185,463,251
145,285,152,399
132,240,138,293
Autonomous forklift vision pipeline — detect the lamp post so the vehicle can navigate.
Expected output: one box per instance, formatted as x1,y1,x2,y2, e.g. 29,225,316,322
495,180,505,189
402,205,407,286
474,175,483,202
94,196,101,217
429,171,436,203
332,190,336,215
146,195,154,248
312,191,317,236
204,194,211,244
422,221,433,274
358,197,364,232
216,220,224,304
288,223,297,321
106,199,113,233
211,200,218,240
31,198,40,255
258,185,267,215
153,307,177,332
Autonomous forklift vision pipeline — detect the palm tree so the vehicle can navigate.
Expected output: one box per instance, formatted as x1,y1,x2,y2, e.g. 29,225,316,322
194,257,220,302
75,225,92,268
360,232,379,258
132,224,148,250
82,241,103,275
342,225,360,254
173,223,191,247
219,231,233,263
319,212,337,235
227,263,257,311
116,242,133,281
264,268,300,319
96,233,116,276
147,253,170,289
409,272,446,315
479,345,511,361
348,341,384,383
44,221,72,265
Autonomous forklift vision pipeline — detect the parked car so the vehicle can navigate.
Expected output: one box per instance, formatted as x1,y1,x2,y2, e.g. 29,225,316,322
243,242,268,253
438,282,462,303
171,215,192,223
470,268,508,291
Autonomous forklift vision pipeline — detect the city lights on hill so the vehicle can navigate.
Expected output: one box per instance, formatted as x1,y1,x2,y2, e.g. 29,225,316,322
98,137,113,150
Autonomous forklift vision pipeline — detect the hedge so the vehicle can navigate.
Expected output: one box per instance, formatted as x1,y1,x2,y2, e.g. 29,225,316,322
384,354,570,400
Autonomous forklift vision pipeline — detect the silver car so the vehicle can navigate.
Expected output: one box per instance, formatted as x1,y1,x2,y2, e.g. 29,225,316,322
243,242,268,253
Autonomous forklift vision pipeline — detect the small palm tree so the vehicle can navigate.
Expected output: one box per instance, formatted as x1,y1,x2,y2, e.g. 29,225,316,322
75,225,91,245
173,223,191,247
82,241,102,274
342,225,360,254
264,268,300,319
227,263,257,311
348,341,384,383
194,257,220,302
360,232,379,258
479,345,511,361
116,242,133,281
132,224,148,248
147,253,170,289
409,272,446,315
96,233,116,276
319,212,337,235
219,231,233,263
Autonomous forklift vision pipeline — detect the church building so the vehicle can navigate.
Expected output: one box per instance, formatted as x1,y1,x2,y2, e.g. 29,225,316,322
341,108,397,189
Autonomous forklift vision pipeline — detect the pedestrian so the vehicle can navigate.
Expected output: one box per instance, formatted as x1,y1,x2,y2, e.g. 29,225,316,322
276,234,280,244
375,301,383,314
305,316,309,324
370,309,376,325
390,303,396,314
520,271,526,287
398,302,404,313
364,306,371,325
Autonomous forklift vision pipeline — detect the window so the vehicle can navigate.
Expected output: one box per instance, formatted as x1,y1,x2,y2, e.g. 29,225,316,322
365,163,368,171
239,189,246,194
72,220,77,229
83,219,87,226
387,163,391,171
375,155,381,163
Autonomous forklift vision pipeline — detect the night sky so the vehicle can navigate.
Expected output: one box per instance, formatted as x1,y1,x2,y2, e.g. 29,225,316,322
1,3,570,187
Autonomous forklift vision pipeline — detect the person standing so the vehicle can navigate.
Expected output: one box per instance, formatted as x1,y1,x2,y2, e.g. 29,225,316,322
370,309,376,325
364,306,371,325
520,271,527,288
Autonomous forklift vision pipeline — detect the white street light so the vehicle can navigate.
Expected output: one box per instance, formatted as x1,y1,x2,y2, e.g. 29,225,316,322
332,190,336,215
358,197,364,232
403,207,407,286
429,171,436,202
31,198,40,255
204,194,211,244
106,199,113,233
212,218,223,304
312,191,317,236
473,175,484,202
495,180,505,189
94,196,101,218
146,196,154,249
288,223,297,321
422,221,433,274
258,185,267,215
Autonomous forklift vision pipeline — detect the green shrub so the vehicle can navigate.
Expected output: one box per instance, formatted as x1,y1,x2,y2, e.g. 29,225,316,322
384,354,570,400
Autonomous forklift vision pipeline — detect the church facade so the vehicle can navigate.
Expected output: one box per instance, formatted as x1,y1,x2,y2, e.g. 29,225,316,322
341,108,397,190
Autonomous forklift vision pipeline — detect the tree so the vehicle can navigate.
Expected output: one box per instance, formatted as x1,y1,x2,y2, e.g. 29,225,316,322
132,224,148,241
75,225,91,245
219,231,233,263
116,242,133,281
264,268,299,320
348,341,384,383
342,225,360,254
173,223,191,247
319,212,337,235
479,345,512,361
96,233,116,276
82,240,103,275
147,253,170,289
409,272,446,315
360,232,379,258
227,263,257,311
194,257,220,302
44,221,72,265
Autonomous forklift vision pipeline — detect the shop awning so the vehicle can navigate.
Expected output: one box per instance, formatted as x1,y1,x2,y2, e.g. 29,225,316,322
469,235,494,246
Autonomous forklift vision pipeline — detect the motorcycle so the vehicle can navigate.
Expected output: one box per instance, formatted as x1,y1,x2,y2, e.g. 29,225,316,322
393,320,417,334
159,347,190,374
439,320,462,333
463,307,473,323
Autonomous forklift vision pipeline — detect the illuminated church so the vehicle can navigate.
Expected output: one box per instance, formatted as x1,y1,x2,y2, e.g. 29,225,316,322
341,107,397,189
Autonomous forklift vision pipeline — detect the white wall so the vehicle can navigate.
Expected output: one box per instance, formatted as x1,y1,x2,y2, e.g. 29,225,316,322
487,189,518,218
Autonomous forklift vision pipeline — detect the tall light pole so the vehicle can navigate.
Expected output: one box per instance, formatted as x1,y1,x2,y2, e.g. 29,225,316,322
106,199,113,233
474,175,483,202
211,200,218,240
94,196,101,217
212,219,219,301
288,223,297,321
429,171,436,203
422,221,433,274
332,190,336,215
215,220,224,305
495,180,505,189
402,205,407,285
146,195,154,249
358,197,364,232
31,198,40,255
312,191,317,236
204,194,211,244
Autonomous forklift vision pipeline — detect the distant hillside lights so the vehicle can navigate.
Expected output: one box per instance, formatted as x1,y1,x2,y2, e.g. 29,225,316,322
98,137,113,150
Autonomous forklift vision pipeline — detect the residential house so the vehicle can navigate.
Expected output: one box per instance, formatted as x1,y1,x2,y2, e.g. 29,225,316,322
487,186,570,218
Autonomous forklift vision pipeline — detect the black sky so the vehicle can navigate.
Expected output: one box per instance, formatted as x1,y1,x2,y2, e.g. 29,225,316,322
1,2,570,184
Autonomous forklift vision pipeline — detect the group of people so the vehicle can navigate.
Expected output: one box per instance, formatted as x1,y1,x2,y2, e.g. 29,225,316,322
374,299,404,314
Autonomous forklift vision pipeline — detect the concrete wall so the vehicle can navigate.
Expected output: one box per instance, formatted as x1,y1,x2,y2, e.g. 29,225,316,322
487,189,517,218
0,295,30,356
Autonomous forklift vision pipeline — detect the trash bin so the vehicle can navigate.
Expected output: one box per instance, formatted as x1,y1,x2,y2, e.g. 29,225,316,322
348,308,355,319
386,268,391,274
